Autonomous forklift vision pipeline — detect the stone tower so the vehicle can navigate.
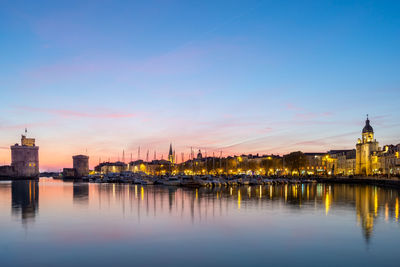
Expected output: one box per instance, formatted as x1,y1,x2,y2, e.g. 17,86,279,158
355,116,379,175
73,155,89,177
10,133,39,178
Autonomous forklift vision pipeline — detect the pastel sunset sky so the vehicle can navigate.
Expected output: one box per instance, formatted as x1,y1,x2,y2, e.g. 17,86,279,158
1,0,399,171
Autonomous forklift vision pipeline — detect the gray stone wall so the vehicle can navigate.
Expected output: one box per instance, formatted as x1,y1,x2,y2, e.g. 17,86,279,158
10,145,39,178
73,155,89,177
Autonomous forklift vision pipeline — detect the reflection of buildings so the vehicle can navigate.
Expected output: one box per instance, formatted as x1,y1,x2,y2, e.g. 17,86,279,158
73,182,89,204
11,180,39,224
84,183,400,243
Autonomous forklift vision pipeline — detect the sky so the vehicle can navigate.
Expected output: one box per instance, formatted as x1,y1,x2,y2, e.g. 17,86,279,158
1,0,399,171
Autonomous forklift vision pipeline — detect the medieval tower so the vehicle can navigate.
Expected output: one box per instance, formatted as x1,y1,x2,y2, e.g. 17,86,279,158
355,116,379,175
10,130,39,178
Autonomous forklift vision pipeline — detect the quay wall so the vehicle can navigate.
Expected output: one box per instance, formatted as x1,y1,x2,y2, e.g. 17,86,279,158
313,177,400,189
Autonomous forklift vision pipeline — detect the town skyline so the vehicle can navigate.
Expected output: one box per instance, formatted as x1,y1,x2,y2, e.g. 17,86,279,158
0,115,399,172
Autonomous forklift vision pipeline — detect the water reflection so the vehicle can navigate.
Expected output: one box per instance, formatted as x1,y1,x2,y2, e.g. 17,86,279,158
11,180,39,224
3,180,400,243
73,182,89,204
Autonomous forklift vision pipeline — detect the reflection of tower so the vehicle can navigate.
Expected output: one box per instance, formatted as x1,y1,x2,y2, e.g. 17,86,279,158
11,180,39,224
168,143,175,164
355,186,376,242
73,182,89,204
168,187,176,212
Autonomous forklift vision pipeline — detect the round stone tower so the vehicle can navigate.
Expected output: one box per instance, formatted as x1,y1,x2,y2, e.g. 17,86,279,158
73,155,89,177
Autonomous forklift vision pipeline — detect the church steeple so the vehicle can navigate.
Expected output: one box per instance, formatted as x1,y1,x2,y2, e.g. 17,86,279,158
362,114,373,134
169,143,173,157
168,143,175,164
361,115,374,143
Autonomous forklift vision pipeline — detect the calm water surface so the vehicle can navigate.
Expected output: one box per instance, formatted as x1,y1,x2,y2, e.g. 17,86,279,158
1,178,400,266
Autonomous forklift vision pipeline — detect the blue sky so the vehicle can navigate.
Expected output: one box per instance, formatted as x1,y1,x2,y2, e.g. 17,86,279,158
1,0,399,170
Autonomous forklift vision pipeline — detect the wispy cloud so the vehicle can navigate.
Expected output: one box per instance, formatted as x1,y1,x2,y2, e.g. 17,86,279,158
18,106,136,119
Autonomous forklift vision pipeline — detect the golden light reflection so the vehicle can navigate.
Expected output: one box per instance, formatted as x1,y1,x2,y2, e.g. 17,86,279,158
135,185,137,199
238,189,241,210
113,184,115,199
396,198,399,222
325,191,331,216
141,186,144,201
29,180,32,200
196,188,198,200
230,187,232,196
270,185,273,199
284,185,287,202
374,189,378,216
385,203,389,221
259,185,262,199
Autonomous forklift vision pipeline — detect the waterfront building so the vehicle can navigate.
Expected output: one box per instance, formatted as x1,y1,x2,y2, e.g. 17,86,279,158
379,144,400,175
62,155,89,178
62,168,76,178
10,133,39,178
303,153,327,175
356,116,380,175
328,150,356,176
95,161,127,174
73,155,89,177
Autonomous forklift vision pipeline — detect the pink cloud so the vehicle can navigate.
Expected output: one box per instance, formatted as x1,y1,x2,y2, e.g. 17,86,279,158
285,103,303,111
19,106,136,119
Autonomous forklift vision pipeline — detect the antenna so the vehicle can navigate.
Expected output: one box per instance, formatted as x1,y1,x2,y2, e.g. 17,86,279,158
146,150,149,162
122,150,125,163
154,151,156,161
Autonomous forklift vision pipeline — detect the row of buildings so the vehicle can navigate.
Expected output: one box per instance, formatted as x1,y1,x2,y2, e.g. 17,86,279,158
94,117,400,176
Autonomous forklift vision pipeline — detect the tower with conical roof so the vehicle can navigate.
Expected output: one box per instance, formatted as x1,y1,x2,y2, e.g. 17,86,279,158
356,115,379,175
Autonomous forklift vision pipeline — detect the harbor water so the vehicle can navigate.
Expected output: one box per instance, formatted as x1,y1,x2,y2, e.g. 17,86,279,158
0,178,399,266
